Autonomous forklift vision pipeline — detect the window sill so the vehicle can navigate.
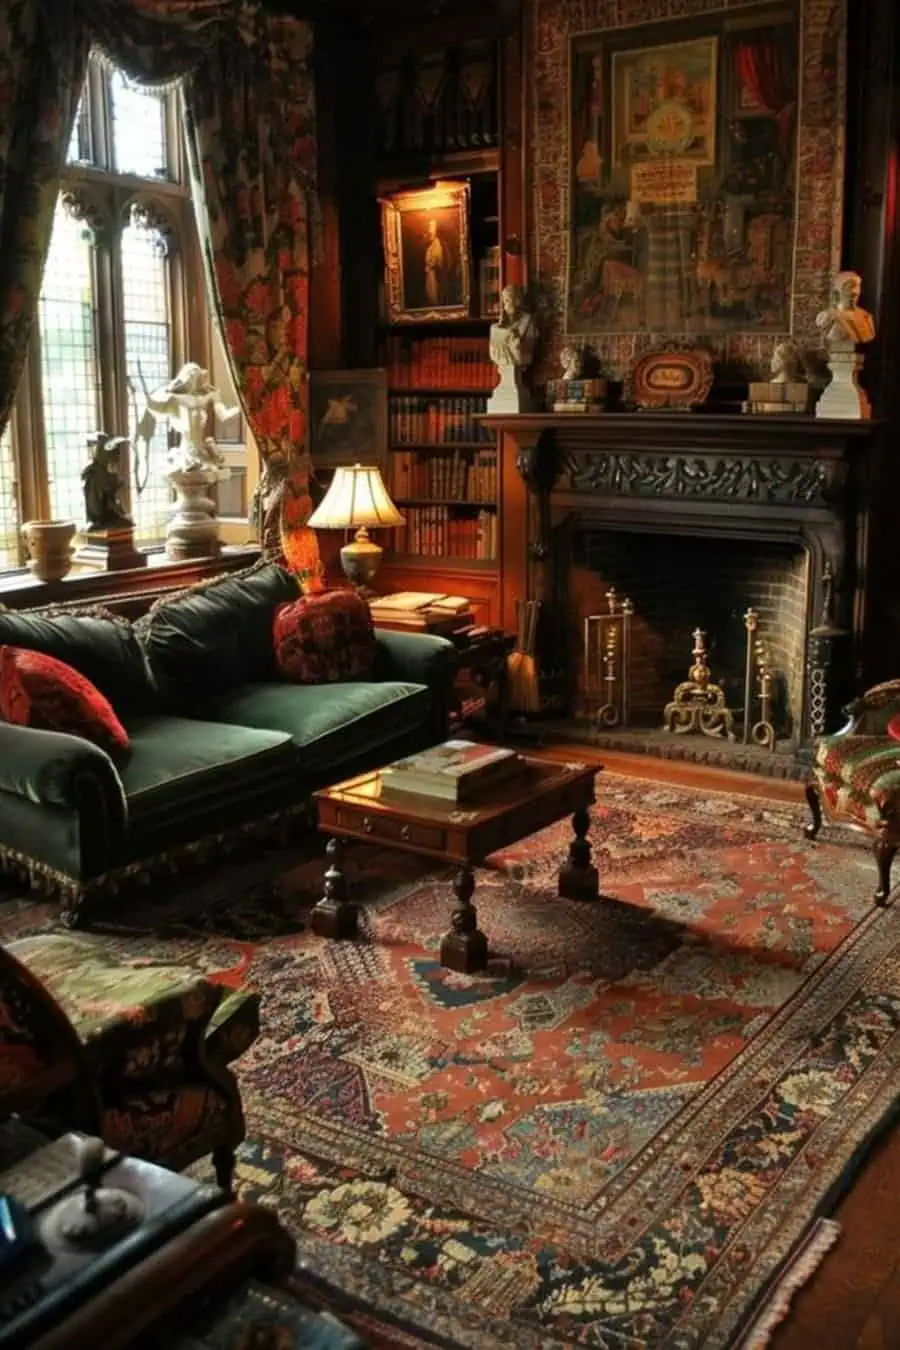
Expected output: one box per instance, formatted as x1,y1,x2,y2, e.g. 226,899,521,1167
0,545,261,614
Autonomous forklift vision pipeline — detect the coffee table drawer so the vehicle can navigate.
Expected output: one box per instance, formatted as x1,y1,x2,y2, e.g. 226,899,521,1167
334,806,446,852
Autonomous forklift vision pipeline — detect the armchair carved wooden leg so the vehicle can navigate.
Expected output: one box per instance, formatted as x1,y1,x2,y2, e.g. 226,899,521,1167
874,836,897,907
804,782,823,841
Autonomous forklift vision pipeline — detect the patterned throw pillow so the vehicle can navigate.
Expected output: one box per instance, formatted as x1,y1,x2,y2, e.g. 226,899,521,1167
273,591,377,684
0,645,130,762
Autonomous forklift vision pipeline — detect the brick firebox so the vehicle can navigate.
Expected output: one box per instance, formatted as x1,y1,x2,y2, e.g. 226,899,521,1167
567,529,809,745
485,411,879,769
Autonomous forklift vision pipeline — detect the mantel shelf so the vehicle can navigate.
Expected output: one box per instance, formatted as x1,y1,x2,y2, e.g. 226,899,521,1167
481,411,881,455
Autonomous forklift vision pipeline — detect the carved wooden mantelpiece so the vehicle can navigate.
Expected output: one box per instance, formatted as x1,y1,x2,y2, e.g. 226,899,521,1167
484,411,880,749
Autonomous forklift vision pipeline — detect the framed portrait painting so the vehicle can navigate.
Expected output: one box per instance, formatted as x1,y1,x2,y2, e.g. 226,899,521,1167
380,181,472,323
308,369,387,471
567,3,801,337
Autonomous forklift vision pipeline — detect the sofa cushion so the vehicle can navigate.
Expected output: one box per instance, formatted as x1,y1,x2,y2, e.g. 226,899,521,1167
274,590,376,684
0,608,155,717
0,646,131,763
136,563,300,712
202,680,431,778
119,715,298,828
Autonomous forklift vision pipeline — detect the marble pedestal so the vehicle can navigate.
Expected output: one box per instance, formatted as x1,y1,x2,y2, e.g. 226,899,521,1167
165,467,229,561
816,352,871,420
487,365,533,414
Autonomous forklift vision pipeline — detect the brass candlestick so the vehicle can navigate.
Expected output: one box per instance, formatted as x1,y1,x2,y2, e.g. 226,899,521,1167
663,627,737,741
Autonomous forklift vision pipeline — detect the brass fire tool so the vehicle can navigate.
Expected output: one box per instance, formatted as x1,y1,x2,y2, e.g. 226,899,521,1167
583,587,634,729
742,608,758,745
751,639,777,750
663,627,737,741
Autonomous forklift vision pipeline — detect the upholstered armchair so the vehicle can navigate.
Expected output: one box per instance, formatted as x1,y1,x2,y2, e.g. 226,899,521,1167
805,678,900,905
0,935,259,1189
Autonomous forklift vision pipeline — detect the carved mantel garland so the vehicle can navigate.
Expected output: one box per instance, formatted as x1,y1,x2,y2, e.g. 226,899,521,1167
562,451,842,507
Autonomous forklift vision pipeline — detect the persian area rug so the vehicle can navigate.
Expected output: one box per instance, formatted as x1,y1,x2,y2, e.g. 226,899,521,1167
3,772,899,1350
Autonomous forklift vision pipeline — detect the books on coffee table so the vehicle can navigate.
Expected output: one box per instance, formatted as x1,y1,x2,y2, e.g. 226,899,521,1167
381,739,524,803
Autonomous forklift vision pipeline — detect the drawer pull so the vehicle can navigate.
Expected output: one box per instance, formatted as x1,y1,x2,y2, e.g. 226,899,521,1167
362,816,375,834
400,824,411,841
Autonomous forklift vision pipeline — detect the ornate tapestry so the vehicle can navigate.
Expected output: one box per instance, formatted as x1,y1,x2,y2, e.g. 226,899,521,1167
530,0,846,376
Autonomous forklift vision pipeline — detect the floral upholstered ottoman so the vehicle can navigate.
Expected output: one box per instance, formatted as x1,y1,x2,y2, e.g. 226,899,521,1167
0,934,258,1189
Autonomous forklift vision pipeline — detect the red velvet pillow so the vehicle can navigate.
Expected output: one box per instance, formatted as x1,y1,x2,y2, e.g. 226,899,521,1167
0,645,130,761
273,591,377,684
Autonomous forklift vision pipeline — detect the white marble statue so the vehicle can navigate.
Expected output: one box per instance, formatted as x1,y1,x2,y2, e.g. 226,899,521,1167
142,362,240,474
487,284,538,413
815,271,876,420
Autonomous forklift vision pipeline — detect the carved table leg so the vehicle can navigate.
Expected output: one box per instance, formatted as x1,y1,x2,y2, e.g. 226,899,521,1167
440,864,489,973
310,837,359,939
558,806,599,901
804,782,823,841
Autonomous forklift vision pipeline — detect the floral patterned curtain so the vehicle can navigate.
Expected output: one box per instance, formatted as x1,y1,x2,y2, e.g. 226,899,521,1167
0,0,89,437
185,13,322,582
2,0,321,581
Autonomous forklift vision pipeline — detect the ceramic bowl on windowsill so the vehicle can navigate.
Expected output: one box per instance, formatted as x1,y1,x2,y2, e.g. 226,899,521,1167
21,519,77,583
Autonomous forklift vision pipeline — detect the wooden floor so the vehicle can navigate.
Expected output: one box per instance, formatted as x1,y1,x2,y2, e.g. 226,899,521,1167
550,743,898,1349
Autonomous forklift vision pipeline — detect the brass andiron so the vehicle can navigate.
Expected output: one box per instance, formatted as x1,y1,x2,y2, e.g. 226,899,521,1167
751,639,777,750
583,587,634,729
663,627,737,740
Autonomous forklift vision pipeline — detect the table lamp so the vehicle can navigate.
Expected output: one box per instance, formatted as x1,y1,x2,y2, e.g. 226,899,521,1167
307,463,405,594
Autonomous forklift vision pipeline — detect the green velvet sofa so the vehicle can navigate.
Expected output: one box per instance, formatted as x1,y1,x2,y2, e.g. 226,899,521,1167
0,563,456,926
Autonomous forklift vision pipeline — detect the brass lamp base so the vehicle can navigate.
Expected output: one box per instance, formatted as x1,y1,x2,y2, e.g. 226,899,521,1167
340,526,383,596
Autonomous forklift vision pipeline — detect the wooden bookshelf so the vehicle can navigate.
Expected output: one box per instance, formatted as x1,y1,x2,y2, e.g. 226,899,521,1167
359,10,525,630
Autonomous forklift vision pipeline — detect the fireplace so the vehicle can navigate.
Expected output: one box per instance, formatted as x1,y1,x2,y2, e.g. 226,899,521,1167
485,410,879,772
564,526,809,747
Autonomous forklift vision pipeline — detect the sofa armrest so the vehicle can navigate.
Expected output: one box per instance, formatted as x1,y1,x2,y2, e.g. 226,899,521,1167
374,628,458,686
374,629,459,739
0,723,126,830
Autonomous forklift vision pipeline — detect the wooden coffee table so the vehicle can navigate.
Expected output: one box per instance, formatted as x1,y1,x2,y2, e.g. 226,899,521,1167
312,753,600,972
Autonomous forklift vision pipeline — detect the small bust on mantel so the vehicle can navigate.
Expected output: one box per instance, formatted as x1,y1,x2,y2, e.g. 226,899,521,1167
487,284,538,414
743,339,811,416
815,270,876,420
546,343,607,413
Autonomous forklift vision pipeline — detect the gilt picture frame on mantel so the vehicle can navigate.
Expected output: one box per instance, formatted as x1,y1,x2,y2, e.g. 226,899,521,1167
562,0,843,345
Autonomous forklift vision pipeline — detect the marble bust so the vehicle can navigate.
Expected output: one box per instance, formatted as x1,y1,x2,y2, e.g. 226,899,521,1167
487,284,538,413
816,271,876,354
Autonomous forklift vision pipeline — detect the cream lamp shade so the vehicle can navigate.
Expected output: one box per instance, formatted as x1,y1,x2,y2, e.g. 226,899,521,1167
307,463,404,593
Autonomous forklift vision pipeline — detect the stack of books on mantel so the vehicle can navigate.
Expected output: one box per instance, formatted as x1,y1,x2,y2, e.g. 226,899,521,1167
369,591,472,635
381,740,525,804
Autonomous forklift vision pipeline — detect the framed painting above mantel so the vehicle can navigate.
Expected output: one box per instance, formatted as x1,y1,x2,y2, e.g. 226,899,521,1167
565,1,833,340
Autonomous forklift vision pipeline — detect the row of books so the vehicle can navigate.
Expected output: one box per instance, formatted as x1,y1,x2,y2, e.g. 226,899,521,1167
382,740,523,805
392,449,497,502
382,336,496,391
392,507,498,560
389,395,492,445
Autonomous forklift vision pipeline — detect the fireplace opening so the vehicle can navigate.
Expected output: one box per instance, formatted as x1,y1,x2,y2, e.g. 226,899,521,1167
565,528,810,751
